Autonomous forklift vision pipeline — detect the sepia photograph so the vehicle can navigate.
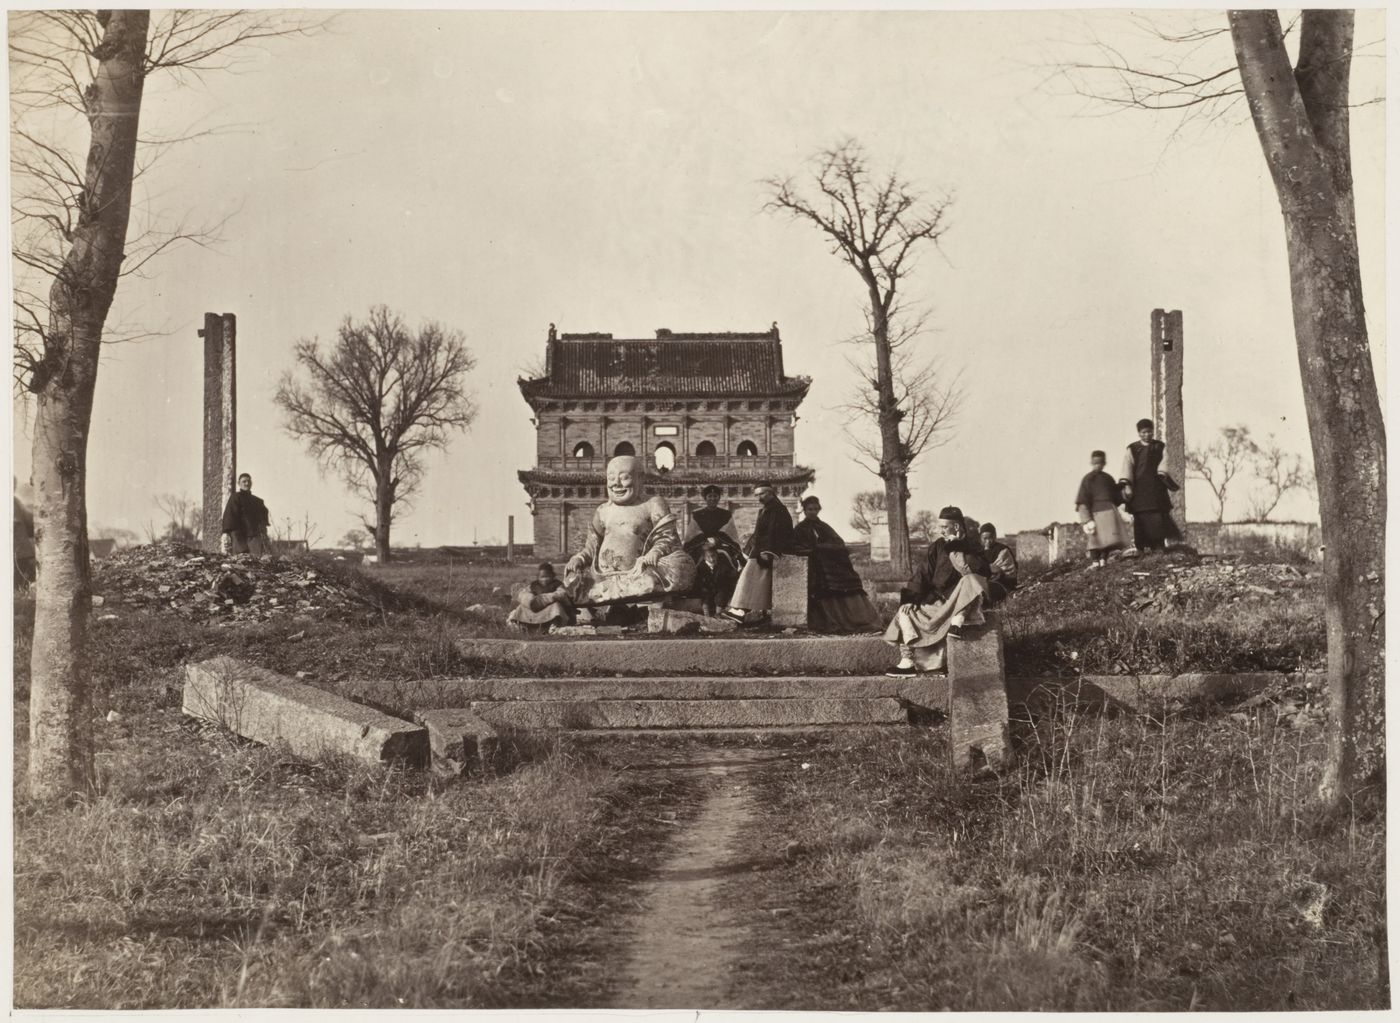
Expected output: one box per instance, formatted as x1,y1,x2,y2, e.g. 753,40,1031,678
6,3,1389,1013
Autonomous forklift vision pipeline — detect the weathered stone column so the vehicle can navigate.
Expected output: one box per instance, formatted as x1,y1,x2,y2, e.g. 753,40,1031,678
200,312,236,550
947,619,1009,773
1151,309,1186,538
868,514,891,562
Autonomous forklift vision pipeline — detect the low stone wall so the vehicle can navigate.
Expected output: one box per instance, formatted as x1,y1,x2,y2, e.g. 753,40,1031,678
1188,521,1321,561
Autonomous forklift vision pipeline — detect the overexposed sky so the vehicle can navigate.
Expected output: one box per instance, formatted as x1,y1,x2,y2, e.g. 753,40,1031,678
10,9,1387,545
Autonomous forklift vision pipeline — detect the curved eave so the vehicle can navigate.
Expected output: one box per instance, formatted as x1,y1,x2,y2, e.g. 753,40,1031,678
519,465,816,487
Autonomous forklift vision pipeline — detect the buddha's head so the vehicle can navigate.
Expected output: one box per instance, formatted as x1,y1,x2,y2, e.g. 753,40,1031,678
605,455,644,505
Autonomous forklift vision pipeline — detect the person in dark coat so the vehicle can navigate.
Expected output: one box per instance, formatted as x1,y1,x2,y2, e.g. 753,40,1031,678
792,495,882,633
220,473,270,555
978,522,1018,603
683,484,744,571
723,482,794,625
883,505,992,676
1119,420,1182,552
693,538,740,617
1076,450,1129,567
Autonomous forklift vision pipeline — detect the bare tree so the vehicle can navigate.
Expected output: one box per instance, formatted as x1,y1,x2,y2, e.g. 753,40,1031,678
1186,425,1255,523
274,306,477,563
338,528,371,552
1056,10,1385,803
1246,435,1311,522
908,509,937,547
765,141,955,574
153,492,201,544
10,10,319,799
848,490,887,538
270,512,323,551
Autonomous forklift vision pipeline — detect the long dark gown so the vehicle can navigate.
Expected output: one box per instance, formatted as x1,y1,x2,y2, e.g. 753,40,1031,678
792,517,882,633
1120,440,1182,550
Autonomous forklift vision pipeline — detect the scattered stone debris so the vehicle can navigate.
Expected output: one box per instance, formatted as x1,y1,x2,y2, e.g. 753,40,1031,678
91,541,400,625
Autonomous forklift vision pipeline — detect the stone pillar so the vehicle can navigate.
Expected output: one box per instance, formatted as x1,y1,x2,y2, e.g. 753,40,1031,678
506,515,515,562
868,514,891,562
947,618,1009,773
1151,309,1187,539
200,312,236,550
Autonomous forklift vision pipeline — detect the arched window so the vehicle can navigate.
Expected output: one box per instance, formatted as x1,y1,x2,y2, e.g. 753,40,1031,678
736,440,759,458
654,442,676,472
694,440,716,458
572,441,594,459
613,441,636,457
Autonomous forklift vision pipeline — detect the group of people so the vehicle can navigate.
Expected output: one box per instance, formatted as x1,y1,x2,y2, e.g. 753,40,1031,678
1075,418,1181,568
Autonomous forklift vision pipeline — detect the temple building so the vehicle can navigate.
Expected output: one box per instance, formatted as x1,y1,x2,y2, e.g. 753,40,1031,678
518,324,816,560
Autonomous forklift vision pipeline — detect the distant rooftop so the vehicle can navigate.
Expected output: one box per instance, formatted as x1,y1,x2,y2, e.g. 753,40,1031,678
520,325,811,400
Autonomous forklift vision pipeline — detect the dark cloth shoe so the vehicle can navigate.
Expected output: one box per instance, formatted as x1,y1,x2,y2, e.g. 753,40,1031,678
947,623,964,640
886,665,917,678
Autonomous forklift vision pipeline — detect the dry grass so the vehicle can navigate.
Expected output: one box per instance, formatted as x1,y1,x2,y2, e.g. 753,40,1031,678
13,712,701,1009
724,696,1385,1011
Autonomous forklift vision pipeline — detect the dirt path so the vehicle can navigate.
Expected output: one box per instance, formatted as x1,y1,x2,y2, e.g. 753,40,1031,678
609,747,780,1009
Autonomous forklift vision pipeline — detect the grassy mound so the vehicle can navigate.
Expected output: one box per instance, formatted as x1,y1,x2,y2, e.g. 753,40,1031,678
1000,548,1325,676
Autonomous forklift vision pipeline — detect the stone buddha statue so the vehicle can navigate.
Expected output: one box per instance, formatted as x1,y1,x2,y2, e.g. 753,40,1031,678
564,455,696,607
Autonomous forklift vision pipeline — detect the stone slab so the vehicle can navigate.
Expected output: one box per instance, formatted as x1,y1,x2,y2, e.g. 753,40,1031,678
1007,672,1316,712
468,697,907,730
946,620,1009,772
414,707,499,773
647,606,739,634
334,674,947,711
454,635,894,677
183,656,428,767
771,556,809,628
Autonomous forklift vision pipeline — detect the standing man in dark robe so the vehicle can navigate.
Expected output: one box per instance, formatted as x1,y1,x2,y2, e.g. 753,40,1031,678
723,482,794,626
683,484,744,571
1076,449,1129,567
792,495,882,633
220,473,270,555
978,523,1018,603
1119,419,1182,553
883,506,992,676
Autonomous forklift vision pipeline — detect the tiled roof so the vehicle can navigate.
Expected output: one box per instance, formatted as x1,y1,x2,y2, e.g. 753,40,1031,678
520,330,810,399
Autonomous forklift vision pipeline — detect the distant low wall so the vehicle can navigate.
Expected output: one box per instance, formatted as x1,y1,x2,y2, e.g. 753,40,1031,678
1188,521,1321,560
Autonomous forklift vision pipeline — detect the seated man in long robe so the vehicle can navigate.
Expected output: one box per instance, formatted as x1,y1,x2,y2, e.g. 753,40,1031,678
683,484,744,571
693,538,740,617
722,482,794,626
883,505,992,677
564,455,696,608
507,562,575,632
792,495,882,634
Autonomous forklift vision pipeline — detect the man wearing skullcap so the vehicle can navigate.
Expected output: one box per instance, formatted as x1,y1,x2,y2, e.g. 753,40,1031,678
883,505,992,676
1119,419,1181,552
723,482,794,625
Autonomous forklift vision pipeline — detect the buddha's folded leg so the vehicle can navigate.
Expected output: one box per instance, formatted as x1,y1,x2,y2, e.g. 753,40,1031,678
653,549,697,592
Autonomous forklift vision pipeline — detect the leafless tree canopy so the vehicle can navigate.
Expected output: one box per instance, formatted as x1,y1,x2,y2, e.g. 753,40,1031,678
1186,424,1254,523
149,492,202,543
9,10,324,391
848,490,887,537
764,141,957,573
1047,11,1382,139
1246,435,1312,523
274,306,477,558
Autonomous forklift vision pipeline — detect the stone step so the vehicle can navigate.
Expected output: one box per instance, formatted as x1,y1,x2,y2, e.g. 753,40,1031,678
459,697,909,733
454,634,892,677
337,674,945,711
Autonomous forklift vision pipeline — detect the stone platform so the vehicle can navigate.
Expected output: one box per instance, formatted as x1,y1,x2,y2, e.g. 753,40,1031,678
453,634,892,677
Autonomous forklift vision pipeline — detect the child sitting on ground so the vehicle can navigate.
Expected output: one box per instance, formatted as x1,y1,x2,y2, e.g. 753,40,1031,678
506,562,576,633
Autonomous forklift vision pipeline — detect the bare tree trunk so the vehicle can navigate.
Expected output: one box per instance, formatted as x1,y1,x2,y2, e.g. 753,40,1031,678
869,285,912,575
374,463,393,563
1230,10,1385,804
28,10,149,799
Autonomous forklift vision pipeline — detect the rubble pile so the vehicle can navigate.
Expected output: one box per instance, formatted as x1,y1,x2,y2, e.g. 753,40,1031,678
1126,558,1313,613
92,542,396,624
